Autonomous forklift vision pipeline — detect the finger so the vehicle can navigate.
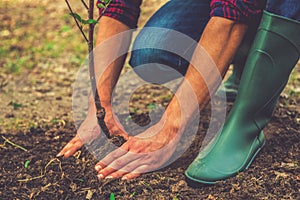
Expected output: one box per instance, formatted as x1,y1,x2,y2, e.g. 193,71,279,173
96,166,117,180
57,137,83,158
108,151,140,170
97,152,140,179
122,172,141,180
94,143,129,172
57,141,74,157
122,165,150,180
63,141,82,158
106,158,143,179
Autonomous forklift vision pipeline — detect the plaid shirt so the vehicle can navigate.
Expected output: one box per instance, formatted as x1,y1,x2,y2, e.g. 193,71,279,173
98,0,142,28
211,0,265,22
97,0,264,28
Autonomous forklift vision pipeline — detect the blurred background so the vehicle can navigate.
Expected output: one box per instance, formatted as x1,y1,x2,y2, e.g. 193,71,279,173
0,0,299,133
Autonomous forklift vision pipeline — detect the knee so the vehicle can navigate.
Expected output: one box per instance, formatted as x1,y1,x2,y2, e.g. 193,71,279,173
129,49,180,83
130,48,160,67
129,36,189,83
129,30,169,67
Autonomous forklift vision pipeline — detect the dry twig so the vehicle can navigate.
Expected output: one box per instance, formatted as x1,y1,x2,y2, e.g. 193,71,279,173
18,158,63,182
1,136,28,152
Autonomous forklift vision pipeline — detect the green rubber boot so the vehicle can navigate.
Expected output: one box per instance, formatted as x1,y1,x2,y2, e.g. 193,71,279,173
216,13,262,102
185,11,300,184
215,64,243,102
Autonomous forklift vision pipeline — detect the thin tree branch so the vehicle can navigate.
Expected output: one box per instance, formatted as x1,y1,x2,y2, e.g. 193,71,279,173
81,0,89,10
65,0,89,43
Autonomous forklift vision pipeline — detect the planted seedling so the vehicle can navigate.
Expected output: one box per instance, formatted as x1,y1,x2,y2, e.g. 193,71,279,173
65,0,126,146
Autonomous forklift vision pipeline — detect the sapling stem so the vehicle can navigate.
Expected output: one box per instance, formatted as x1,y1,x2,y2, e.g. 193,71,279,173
88,0,111,139
65,0,113,139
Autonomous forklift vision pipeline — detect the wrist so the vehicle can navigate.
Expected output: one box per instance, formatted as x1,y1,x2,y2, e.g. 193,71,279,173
88,93,111,107
164,99,194,130
156,112,184,140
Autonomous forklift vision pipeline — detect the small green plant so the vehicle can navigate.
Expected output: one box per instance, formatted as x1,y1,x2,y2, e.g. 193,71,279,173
130,192,136,197
28,121,38,129
109,192,115,200
9,101,23,110
147,102,157,111
125,115,132,123
6,61,20,73
75,178,85,182
173,195,179,200
24,160,31,169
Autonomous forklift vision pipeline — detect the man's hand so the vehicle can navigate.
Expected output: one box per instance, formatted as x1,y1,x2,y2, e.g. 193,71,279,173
56,114,100,158
57,17,132,158
94,118,181,180
57,104,129,158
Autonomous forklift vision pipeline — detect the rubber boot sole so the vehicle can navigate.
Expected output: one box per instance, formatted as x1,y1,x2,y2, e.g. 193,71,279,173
185,131,266,185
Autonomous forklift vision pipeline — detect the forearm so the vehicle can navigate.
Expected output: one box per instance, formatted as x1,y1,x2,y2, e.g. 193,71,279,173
59,18,133,158
93,0,142,106
165,17,248,130
92,16,132,107
199,17,248,74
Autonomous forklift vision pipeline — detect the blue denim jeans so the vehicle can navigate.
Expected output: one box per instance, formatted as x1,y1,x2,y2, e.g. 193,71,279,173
129,0,211,83
129,0,299,84
129,0,261,84
266,0,300,21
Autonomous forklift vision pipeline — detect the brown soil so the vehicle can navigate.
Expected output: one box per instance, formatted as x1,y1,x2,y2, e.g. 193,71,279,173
1,103,300,199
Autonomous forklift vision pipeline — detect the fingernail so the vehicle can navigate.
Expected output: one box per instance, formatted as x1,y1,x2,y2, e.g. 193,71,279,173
121,176,127,181
65,150,70,155
56,152,62,157
97,174,104,180
105,176,113,179
95,165,102,171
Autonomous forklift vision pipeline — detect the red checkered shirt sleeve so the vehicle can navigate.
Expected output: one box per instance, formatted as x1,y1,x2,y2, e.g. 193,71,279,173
97,0,142,28
210,0,265,23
